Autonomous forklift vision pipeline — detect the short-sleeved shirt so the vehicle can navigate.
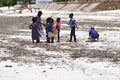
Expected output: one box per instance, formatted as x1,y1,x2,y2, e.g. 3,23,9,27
89,29,99,39
35,16,41,23
46,22,53,32
69,18,76,28
56,22,61,30
35,16,43,30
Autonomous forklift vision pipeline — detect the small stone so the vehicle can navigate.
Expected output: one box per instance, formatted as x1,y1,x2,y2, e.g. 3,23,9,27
5,65,12,67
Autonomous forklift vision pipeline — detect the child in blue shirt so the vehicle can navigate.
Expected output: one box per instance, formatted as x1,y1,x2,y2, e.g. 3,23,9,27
68,13,78,42
46,17,54,43
89,27,99,42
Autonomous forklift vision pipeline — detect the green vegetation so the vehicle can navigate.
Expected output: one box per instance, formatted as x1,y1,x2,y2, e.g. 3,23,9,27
0,0,19,7
0,0,32,7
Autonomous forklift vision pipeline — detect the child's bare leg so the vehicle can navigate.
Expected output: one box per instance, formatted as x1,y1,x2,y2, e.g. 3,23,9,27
51,37,54,43
47,37,50,43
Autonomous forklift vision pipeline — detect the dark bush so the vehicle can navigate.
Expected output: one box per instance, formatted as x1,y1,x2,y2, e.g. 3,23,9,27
0,0,19,7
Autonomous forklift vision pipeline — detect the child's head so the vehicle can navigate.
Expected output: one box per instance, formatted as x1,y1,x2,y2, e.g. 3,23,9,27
46,17,50,22
50,17,54,23
69,13,73,18
37,11,42,17
56,18,61,22
46,17,54,24
32,17,36,23
91,27,94,30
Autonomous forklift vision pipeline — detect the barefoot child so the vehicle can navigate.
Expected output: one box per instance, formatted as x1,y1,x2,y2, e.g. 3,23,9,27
68,13,78,42
29,17,40,43
88,27,99,42
56,17,61,42
46,17,55,43
35,11,45,41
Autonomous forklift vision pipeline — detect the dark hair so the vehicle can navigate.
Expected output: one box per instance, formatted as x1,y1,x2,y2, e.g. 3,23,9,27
46,17,50,22
32,17,36,23
51,17,54,24
46,17,54,22
56,17,60,22
37,11,42,16
91,27,94,29
69,13,73,16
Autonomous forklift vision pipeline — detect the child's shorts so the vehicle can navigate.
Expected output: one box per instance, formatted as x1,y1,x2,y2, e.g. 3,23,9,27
48,32,52,38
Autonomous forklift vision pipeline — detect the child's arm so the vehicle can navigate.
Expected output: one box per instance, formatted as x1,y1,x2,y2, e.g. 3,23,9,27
40,23,46,28
74,21,79,29
29,23,32,29
41,23,46,26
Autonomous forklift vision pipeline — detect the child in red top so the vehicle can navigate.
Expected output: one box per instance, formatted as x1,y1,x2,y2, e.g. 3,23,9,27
56,18,61,42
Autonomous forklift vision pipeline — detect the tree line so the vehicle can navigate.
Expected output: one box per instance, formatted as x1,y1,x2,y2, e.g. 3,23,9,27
0,0,32,7
0,0,19,7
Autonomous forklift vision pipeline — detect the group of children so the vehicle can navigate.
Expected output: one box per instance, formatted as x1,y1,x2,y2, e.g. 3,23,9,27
45,17,60,43
29,11,61,43
29,11,99,43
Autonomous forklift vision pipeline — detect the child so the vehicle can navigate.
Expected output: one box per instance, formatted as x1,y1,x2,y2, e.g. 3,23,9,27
46,17,54,43
29,17,40,43
52,26,58,38
68,13,78,42
56,18,61,42
34,11,46,41
88,27,99,42
35,11,45,38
